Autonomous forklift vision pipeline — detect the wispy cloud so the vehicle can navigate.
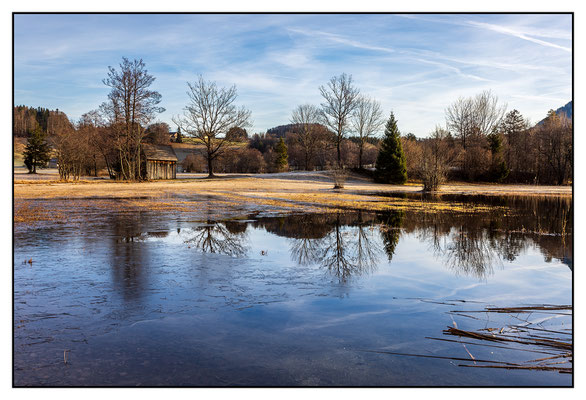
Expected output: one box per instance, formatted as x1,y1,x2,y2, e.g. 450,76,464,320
288,27,396,54
13,14,572,136
467,21,571,52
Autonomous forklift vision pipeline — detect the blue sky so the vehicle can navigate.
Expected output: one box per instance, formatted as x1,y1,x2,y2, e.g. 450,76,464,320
14,13,572,137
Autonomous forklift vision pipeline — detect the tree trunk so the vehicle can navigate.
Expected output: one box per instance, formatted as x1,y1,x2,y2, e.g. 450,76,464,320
207,155,215,178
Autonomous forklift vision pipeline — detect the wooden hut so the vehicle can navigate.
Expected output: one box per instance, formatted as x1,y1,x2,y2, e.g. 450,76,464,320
141,143,178,179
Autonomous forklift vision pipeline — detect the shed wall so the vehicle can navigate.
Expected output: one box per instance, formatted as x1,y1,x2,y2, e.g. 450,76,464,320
146,160,176,179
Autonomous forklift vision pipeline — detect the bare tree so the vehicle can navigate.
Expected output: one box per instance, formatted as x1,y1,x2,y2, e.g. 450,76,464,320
145,122,171,145
173,76,251,178
474,90,507,137
445,90,506,149
420,127,453,192
319,73,360,166
80,110,116,177
52,119,87,181
445,96,475,149
351,95,384,169
535,111,572,185
290,104,321,170
101,57,164,180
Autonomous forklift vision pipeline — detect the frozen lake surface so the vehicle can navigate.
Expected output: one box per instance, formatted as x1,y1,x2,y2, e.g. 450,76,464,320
14,195,572,386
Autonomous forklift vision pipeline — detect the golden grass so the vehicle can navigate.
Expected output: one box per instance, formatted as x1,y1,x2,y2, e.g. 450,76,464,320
13,172,571,225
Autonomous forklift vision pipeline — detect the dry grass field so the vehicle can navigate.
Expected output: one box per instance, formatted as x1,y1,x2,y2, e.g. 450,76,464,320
14,168,571,225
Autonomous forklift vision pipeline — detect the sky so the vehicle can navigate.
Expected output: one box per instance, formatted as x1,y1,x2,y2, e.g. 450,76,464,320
13,13,572,137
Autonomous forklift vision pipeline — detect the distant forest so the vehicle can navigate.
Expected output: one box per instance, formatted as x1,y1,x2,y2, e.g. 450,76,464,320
13,105,73,137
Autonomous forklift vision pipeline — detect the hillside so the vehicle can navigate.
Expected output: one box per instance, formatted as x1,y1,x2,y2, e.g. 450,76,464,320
537,101,572,125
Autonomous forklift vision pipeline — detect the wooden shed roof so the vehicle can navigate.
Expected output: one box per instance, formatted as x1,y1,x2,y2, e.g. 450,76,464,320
142,143,178,162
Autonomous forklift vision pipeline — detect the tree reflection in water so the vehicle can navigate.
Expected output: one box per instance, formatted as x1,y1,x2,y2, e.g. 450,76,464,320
185,220,249,257
377,211,404,262
444,229,501,279
287,212,385,282
262,193,572,281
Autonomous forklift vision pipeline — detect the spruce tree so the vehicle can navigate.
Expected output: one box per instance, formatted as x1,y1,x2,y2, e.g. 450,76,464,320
23,126,51,173
375,112,407,184
175,127,183,143
274,137,288,172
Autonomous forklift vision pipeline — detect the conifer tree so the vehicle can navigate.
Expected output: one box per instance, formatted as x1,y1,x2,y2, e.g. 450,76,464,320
175,127,183,143
23,126,51,173
274,137,288,172
375,112,407,184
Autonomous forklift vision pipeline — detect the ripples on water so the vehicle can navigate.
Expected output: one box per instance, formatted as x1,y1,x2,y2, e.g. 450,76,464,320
14,195,572,386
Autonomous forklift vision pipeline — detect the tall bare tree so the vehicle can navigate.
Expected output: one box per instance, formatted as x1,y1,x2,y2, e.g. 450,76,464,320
101,57,164,180
474,90,507,136
351,95,384,169
535,111,572,185
319,73,360,166
445,90,506,149
419,126,453,192
290,104,321,170
445,96,475,150
79,110,116,177
174,76,251,178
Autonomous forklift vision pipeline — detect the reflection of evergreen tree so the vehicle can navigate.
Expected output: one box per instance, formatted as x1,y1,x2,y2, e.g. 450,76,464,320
377,210,404,261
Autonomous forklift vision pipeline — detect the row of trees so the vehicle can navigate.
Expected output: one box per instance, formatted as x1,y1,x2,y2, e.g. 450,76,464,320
399,92,573,188
17,58,572,187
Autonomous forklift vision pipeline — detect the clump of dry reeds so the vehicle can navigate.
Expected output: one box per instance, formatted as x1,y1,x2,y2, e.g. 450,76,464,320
360,302,572,374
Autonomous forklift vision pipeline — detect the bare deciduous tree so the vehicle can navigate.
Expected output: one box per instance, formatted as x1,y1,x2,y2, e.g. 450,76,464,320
445,96,475,150
420,127,453,192
319,73,360,166
80,110,117,177
53,119,86,181
474,90,507,136
445,90,506,149
535,111,572,185
290,104,321,170
351,95,384,169
173,76,251,178
145,122,171,145
101,57,164,180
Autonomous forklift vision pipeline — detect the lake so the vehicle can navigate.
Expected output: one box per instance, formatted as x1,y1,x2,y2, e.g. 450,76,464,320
13,194,572,386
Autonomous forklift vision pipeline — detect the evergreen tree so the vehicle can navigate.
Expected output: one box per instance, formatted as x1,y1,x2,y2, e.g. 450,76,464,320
274,137,288,172
487,130,509,182
175,127,183,143
375,112,407,184
23,126,51,173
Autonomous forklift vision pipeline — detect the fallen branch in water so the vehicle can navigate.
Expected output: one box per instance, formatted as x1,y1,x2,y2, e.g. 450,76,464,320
444,327,572,351
356,349,520,365
458,364,572,373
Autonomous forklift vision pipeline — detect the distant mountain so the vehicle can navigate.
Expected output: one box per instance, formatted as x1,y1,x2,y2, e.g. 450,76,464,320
537,101,572,125
266,123,330,137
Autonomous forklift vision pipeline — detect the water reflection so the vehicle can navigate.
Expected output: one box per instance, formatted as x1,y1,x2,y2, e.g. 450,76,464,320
253,194,572,281
90,195,574,286
108,212,151,300
14,194,572,386
377,211,404,262
185,221,249,257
